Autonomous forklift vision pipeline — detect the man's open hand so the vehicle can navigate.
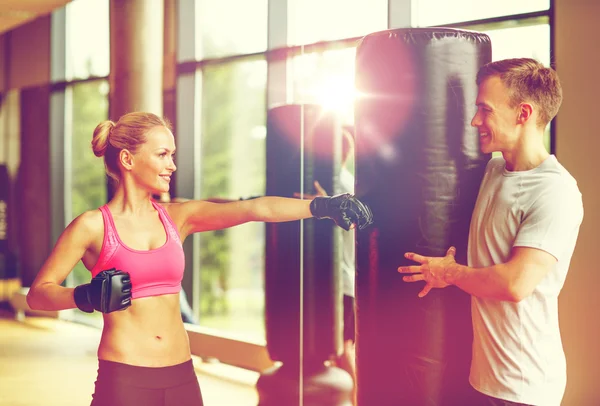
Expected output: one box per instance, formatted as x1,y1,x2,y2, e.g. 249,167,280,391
397,246,458,297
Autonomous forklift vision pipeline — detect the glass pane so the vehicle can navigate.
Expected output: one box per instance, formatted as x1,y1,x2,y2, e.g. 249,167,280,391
484,23,550,65
198,60,267,340
413,0,550,26
196,0,268,59
291,47,357,126
66,0,110,79
69,80,109,288
290,0,387,45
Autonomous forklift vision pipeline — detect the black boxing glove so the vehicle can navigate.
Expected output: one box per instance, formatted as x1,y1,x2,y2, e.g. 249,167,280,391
310,193,374,231
74,269,132,313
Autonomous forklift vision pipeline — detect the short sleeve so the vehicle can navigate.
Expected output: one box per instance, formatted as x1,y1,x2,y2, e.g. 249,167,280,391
513,181,583,261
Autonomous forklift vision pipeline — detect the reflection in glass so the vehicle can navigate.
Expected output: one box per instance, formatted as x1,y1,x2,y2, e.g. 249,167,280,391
289,0,387,45
195,0,268,60
198,60,267,341
413,0,549,26
69,80,109,287
66,0,110,79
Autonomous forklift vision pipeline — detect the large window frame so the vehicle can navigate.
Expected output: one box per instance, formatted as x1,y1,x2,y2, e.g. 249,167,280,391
41,0,555,372
177,0,555,372
49,3,111,327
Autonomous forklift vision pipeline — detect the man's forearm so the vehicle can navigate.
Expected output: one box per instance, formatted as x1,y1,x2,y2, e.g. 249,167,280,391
447,263,521,302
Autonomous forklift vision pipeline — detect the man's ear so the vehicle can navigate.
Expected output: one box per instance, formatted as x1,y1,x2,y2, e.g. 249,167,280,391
517,103,534,124
119,149,134,171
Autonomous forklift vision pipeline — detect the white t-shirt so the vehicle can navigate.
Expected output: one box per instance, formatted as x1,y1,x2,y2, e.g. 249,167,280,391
339,167,355,298
467,155,583,406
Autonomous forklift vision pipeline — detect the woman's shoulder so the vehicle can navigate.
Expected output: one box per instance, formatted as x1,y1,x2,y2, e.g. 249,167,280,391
68,208,105,236
155,200,188,225
159,198,221,229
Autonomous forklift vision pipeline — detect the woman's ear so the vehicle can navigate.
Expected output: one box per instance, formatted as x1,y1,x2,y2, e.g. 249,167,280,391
119,149,134,171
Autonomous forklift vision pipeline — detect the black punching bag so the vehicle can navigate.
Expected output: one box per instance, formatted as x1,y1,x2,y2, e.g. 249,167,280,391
0,165,13,280
353,28,492,405
257,104,352,406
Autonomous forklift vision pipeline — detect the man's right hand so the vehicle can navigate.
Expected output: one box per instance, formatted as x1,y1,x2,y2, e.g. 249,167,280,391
74,269,132,313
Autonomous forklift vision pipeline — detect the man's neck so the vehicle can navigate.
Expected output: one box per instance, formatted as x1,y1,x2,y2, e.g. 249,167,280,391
502,129,549,172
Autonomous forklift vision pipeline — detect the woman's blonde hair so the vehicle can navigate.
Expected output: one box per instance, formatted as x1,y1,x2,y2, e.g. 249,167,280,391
91,112,172,182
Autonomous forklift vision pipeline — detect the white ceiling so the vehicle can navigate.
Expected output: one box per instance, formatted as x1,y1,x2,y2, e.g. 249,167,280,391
0,0,72,35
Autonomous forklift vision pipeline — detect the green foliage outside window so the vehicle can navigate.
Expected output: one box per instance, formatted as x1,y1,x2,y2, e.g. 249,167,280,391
198,61,267,339
69,80,109,288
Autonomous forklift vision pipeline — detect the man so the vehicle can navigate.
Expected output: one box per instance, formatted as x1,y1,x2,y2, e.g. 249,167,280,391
398,58,584,406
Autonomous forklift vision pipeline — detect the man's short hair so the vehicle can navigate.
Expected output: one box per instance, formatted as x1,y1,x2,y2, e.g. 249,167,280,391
476,58,563,128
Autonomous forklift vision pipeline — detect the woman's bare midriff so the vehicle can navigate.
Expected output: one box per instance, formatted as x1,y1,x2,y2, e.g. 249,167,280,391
98,293,191,367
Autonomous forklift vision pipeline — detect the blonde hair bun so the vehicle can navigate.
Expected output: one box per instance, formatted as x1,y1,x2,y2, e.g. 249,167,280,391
91,120,116,157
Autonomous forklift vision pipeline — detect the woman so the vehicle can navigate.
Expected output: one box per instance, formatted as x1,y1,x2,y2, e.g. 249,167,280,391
26,112,372,406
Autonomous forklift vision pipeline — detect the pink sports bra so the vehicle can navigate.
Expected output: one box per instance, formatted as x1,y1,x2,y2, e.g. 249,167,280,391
90,201,185,299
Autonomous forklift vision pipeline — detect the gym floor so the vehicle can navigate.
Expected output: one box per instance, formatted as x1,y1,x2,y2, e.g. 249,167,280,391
0,311,259,406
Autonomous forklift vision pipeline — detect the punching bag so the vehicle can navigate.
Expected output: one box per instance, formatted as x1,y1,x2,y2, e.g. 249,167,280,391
0,165,12,279
353,28,492,405
257,104,353,406
0,165,9,255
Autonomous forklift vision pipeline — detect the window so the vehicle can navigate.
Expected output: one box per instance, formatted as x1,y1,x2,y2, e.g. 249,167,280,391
413,0,550,26
483,23,550,66
59,0,110,293
69,80,109,288
66,0,110,80
289,0,387,45
196,0,268,59
177,0,554,369
291,47,358,126
197,59,267,340
50,0,111,298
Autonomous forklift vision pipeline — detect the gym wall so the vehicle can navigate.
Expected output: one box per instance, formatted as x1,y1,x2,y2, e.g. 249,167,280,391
555,0,600,404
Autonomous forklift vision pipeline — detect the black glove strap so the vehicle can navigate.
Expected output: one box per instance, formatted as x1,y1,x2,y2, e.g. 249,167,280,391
73,284,94,313
309,196,329,219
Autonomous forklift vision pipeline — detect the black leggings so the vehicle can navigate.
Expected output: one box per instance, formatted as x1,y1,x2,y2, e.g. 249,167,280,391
90,359,204,406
